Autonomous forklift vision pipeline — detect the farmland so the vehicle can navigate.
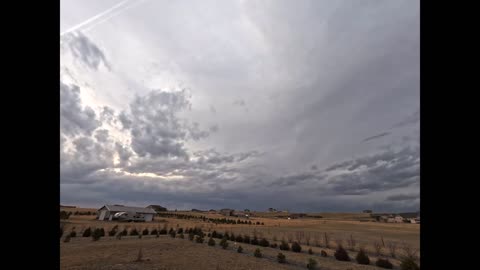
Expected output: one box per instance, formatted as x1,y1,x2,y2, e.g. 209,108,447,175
60,208,419,270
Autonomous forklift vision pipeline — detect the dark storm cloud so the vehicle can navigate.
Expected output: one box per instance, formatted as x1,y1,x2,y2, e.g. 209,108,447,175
60,82,100,136
100,106,117,125
62,31,110,70
387,194,419,201
362,132,391,143
119,90,210,158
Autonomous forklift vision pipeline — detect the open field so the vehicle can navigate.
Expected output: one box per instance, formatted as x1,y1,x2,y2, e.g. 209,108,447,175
61,211,419,270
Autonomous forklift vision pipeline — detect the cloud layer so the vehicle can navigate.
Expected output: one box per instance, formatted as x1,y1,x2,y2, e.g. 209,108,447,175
60,0,419,212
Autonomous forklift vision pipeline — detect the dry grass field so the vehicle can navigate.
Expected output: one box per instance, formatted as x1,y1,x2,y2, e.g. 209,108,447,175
60,209,420,270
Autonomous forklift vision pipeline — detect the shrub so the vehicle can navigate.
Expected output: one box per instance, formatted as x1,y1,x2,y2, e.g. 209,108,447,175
321,250,328,257
130,228,139,236
69,230,77,238
261,222,265,225
400,256,420,270
82,227,92,237
259,238,270,247
196,235,204,243
159,227,167,235
308,248,313,254
170,230,176,238
270,243,278,248
92,228,103,241
177,228,183,234
108,225,118,236
230,233,236,241
292,242,302,253
63,235,71,243
254,248,262,258
237,245,243,253
277,253,286,263
376,258,393,269
243,235,251,244
150,228,158,235
220,238,229,249
251,236,259,245
120,228,128,236
280,241,290,251
208,238,216,246
334,246,350,261
235,235,243,243
355,249,370,265
142,228,149,235
307,258,317,270
99,228,105,237
212,231,217,238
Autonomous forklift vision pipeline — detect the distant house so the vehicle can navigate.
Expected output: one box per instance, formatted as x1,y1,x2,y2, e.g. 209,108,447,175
219,208,235,216
363,210,372,213
268,208,277,212
146,205,167,212
97,205,157,222
394,215,404,223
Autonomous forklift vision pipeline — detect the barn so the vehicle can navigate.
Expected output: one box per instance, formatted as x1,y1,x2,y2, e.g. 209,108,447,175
97,205,157,222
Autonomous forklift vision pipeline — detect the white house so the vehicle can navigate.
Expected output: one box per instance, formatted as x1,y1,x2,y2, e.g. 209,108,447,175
97,205,157,222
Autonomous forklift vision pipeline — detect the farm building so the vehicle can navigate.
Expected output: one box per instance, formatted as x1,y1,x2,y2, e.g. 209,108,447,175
146,205,167,212
97,205,157,222
219,208,235,216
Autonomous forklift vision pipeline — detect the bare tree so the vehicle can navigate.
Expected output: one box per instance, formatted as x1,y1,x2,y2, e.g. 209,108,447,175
324,232,330,248
313,233,320,247
305,232,311,246
401,243,419,260
335,237,344,248
287,233,293,243
387,241,397,258
347,234,356,251
295,231,305,244
373,241,383,257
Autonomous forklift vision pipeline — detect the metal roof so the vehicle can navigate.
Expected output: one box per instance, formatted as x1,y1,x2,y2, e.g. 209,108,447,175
100,205,157,214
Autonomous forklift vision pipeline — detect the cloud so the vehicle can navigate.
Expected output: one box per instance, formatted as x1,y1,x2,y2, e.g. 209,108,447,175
362,132,391,143
60,82,101,136
386,193,419,201
62,31,110,70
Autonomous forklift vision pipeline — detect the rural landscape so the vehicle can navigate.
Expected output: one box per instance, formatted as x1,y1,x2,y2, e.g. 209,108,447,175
60,205,419,269
60,1,420,269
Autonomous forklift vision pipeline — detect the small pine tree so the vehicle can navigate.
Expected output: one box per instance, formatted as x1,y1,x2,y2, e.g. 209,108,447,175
99,228,105,237
376,258,393,269
321,250,328,257
308,248,313,254
259,238,270,247
292,242,302,253
208,238,216,246
92,228,102,241
82,227,92,237
254,248,262,258
280,241,290,251
251,236,259,245
142,228,149,235
212,230,217,238
120,228,128,236
237,245,243,253
150,228,158,235
177,228,183,234
400,256,420,270
130,228,139,236
355,249,370,265
170,230,176,238
307,258,317,270
235,235,243,243
69,230,77,238
277,253,286,263
220,238,229,249
196,235,204,243
334,245,350,261
159,227,167,235
63,235,71,243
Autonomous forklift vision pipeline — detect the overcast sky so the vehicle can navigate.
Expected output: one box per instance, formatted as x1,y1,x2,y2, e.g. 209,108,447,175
60,0,419,212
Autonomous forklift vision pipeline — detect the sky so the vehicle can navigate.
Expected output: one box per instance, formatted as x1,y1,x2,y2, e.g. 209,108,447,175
60,0,419,212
